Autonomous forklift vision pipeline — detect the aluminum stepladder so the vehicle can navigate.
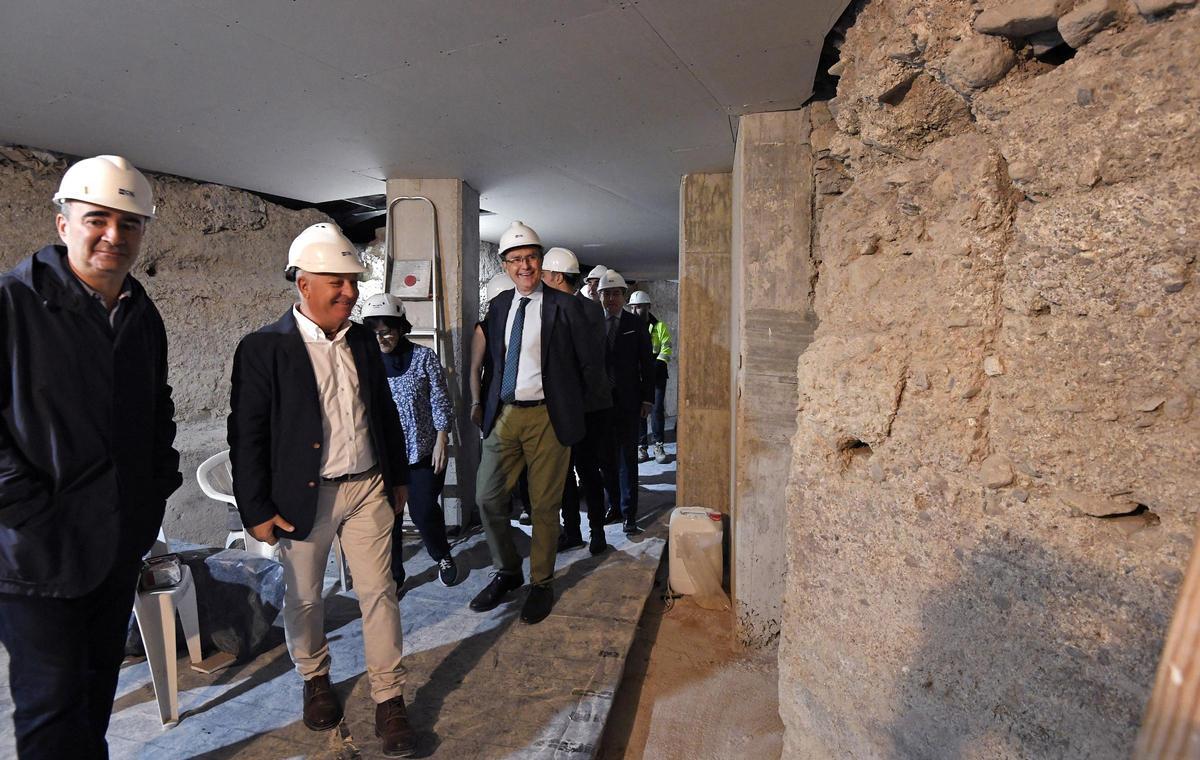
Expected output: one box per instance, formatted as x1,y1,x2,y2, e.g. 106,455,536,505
384,196,466,529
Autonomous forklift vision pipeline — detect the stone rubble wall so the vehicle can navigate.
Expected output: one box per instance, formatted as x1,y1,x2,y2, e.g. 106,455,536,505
0,146,329,544
781,1,1198,756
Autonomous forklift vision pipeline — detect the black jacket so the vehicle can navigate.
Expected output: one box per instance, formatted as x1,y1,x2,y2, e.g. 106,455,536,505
0,245,182,597
605,310,655,412
227,310,409,540
481,286,604,446
575,291,613,412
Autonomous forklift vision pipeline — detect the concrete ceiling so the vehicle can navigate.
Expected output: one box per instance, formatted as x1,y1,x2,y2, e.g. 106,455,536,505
0,1,847,280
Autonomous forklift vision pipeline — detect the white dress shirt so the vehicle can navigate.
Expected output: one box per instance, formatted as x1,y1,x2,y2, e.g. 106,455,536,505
293,307,376,478
503,285,544,401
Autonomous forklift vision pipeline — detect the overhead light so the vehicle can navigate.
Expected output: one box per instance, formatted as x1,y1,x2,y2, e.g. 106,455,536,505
582,243,605,248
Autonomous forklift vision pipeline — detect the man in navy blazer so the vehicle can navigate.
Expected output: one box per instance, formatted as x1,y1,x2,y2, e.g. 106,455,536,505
597,270,655,535
227,223,415,757
470,221,605,625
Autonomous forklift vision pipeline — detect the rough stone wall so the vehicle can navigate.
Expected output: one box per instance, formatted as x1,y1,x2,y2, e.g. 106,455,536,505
0,146,329,544
781,2,1199,757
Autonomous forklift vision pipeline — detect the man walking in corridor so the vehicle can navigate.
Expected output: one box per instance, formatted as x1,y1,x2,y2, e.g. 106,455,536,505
228,222,415,757
470,222,604,624
0,155,182,759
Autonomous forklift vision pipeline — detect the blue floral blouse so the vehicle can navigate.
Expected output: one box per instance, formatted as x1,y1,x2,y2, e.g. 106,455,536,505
380,343,453,465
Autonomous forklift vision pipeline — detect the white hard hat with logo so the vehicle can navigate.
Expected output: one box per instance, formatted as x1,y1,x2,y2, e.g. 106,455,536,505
629,290,651,305
499,221,542,257
286,223,364,280
586,265,607,281
485,272,517,301
598,269,628,291
543,247,580,274
360,293,406,320
53,155,156,218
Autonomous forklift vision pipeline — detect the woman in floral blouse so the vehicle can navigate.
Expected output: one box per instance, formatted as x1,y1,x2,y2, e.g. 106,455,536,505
360,294,459,588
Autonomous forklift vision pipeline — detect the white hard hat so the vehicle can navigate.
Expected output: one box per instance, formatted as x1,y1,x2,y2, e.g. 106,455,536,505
629,290,651,305
485,272,516,301
543,247,580,274
598,269,628,291
360,293,406,320
586,265,607,281
286,223,365,280
499,221,542,257
53,155,156,218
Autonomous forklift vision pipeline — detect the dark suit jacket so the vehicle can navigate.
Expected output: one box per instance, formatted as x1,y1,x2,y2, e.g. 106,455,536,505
481,286,604,446
576,292,613,412
227,309,409,540
605,310,655,412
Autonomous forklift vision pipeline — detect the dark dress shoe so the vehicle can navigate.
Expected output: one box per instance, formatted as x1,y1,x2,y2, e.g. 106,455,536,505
603,508,622,525
520,584,555,624
557,531,585,551
469,572,524,612
589,535,609,555
302,674,342,731
623,520,643,536
375,696,416,757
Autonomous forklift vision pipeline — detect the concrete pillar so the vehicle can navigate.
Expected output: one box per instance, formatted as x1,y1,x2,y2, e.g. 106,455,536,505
676,173,733,514
384,179,480,525
731,110,816,647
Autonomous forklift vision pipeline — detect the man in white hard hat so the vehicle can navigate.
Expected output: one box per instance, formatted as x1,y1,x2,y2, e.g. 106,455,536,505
0,155,182,759
597,270,655,536
628,290,673,464
584,264,607,300
228,223,416,756
542,248,618,555
471,222,605,624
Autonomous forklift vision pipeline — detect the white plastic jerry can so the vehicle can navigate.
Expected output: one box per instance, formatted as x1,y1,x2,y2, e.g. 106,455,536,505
668,506,724,596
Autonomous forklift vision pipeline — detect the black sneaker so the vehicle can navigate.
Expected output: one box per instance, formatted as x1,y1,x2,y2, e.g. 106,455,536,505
518,511,533,526
603,508,622,526
469,572,523,612
623,520,643,536
589,534,609,555
557,531,585,552
520,584,555,624
437,556,459,587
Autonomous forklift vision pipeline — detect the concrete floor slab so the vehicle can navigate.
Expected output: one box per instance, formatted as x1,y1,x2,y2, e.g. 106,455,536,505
0,445,678,758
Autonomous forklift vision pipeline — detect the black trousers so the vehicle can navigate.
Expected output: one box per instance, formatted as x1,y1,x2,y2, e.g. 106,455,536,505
562,410,618,537
392,457,450,583
608,407,642,522
641,367,668,445
0,559,140,760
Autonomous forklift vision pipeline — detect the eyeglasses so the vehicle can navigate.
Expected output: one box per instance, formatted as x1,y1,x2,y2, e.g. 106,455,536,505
504,254,540,266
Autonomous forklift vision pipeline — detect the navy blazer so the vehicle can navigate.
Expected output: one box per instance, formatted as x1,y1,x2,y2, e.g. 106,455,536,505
481,286,604,447
227,310,409,541
604,310,655,412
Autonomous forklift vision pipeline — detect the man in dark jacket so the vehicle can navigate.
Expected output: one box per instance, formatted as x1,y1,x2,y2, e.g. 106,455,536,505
0,155,182,760
540,247,617,556
597,270,655,535
470,222,605,625
227,223,414,757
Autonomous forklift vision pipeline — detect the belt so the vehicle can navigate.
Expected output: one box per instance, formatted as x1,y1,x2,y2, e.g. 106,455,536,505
322,468,372,483
507,399,546,408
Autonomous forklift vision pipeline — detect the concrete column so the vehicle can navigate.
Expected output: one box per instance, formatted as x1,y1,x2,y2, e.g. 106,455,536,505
731,110,816,647
384,179,480,526
676,173,733,514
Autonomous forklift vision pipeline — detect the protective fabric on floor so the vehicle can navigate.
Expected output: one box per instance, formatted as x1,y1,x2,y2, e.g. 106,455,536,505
0,509,668,759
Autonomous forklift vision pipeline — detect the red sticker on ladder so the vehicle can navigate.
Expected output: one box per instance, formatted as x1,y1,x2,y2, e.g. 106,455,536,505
404,274,418,287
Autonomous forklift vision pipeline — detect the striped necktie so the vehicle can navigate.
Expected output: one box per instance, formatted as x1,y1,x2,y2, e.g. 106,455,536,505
500,297,531,403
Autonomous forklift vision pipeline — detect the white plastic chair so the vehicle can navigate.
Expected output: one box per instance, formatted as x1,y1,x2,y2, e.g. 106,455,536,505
133,530,202,725
196,449,350,589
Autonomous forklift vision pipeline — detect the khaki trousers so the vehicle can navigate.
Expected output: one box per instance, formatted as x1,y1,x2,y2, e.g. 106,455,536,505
277,468,406,703
477,404,571,586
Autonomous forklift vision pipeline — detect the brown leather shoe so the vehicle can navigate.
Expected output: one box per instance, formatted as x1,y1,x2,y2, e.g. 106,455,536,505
375,696,416,757
302,674,342,731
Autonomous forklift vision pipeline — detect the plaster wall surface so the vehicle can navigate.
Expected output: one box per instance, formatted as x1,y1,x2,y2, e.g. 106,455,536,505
780,4,1200,757
676,173,733,515
0,145,330,544
732,112,818,648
